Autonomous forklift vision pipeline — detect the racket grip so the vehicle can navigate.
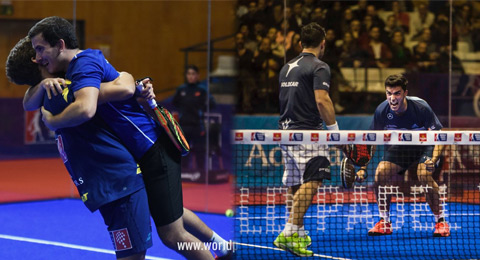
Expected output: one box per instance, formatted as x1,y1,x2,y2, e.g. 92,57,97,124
136,82,157,109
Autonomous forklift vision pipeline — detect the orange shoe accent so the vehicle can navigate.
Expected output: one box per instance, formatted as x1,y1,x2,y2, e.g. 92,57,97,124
368,219,393,236
434,221,451,237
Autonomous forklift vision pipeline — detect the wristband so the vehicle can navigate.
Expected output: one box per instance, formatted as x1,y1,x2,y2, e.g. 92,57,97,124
326,121,339,131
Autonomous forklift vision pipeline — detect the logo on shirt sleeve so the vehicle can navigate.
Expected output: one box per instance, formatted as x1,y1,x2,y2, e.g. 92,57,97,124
110,228,132,251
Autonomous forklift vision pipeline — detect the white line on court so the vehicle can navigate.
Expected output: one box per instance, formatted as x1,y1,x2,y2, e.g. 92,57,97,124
0,234,172,260
233,241,353,260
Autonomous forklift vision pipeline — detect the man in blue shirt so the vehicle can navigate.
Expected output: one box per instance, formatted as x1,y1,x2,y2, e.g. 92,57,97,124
6,36,152,260
27,16,231,260
358,74,450,237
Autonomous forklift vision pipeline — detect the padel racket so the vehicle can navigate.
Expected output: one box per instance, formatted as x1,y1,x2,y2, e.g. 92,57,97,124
136,79,190,156
340,157,356,189
343,144,373,167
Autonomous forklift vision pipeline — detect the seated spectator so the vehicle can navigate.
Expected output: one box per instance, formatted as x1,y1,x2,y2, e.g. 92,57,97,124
310,6,325,26
391,0,410,33
362,25,392,68
290,1,309,33
415,28,438,55
454,3,474,52
324,1,344,36
265,26,285,59
349,19,369,47
431,12,456,50
340,8,356,38
285,33,302,62
471,16,480,52
436,45,464,74
389,30,412,68
409,2,435,41
253,36,282,113
275,19,295,53
338,31,364,68
351,0,368,22
238,23,258,52
365,4,386,29
383,14,404,44
235,32,256,113
410,41,438,73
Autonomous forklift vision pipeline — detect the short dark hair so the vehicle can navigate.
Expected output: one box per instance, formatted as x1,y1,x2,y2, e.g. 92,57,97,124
6,36,43,86
300,22,326,48
385,74,408,91
28,16,79,49
186,64,199,73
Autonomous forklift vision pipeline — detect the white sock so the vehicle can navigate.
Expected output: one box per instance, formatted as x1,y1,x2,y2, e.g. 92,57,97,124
434,213,445,223
298,226,307,237
209,231,229,256
283,223,299,237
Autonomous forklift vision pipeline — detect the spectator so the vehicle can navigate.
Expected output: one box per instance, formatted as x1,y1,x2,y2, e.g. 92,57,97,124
340,8,356,38
436,45,464,74
235,32,256,114
275,19,296,53
389,30,412,68
410,41,438,73
362,25,392,68
290,1,309,33
349,19,369,47
265,26,285,58
409,3,435,41
238,23,258,52
351,0,369,22
415,28,438,55
454,3,474,52
366,4,386,30
285,33,302,62
431,12,455,50
253,36,282,113
325,1,344,35
471,16,480,52
391,0,410,33
383,14,404,44
173,65,216,173
338,31,364,68
310,6,325,26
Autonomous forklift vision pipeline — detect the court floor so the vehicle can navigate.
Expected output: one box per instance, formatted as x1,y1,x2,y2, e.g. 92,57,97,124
0,199,234,260
233,203,480,260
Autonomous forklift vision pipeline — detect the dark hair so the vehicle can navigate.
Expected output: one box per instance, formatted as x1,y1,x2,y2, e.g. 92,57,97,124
300,22,326,48
28,16,79,49
186,64,199,73
6,36,43,86
385,74,408,91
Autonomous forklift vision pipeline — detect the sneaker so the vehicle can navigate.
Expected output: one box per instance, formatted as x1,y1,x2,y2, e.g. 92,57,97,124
214,241,234,260
273,232,313,257
434,221,450,237
301,234,312,247
368,219,393,236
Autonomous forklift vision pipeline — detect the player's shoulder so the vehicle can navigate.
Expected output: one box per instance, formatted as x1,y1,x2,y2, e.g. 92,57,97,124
407,96,432,110
375,99,390,113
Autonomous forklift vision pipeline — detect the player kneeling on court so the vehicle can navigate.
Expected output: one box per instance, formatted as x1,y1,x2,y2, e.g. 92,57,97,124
358,74,450,237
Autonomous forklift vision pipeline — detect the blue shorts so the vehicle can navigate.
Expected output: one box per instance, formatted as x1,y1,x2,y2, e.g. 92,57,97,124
99,187,152,258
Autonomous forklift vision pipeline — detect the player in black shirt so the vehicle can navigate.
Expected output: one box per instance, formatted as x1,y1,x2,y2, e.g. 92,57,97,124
274,22,339,257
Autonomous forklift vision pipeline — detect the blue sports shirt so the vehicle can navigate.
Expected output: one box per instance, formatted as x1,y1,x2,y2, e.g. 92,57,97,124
43,85,144,212
66,49,161,160
370,96,443,131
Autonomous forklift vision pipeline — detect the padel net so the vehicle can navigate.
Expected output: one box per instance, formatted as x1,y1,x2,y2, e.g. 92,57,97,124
231,130,480,260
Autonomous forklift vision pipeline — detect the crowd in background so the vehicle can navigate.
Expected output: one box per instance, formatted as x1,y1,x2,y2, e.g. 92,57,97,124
234,0,480,114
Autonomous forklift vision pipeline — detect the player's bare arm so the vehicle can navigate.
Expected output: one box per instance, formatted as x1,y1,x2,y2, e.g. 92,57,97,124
41,87,99,131
314,89,336,127
97,72,135,104
23,77,66,111
424,145,445,172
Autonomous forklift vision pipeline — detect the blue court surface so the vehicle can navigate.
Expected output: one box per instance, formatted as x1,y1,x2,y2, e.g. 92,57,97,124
0,199,234,260
233,203,480,260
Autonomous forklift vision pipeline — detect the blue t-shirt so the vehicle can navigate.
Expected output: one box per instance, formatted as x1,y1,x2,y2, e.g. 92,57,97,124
278,52,331,130
370,96,443,130
43,85,144,212
66,49,160,160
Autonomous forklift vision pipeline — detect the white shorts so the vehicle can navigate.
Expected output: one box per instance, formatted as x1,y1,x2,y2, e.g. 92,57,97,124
281,143,330,187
